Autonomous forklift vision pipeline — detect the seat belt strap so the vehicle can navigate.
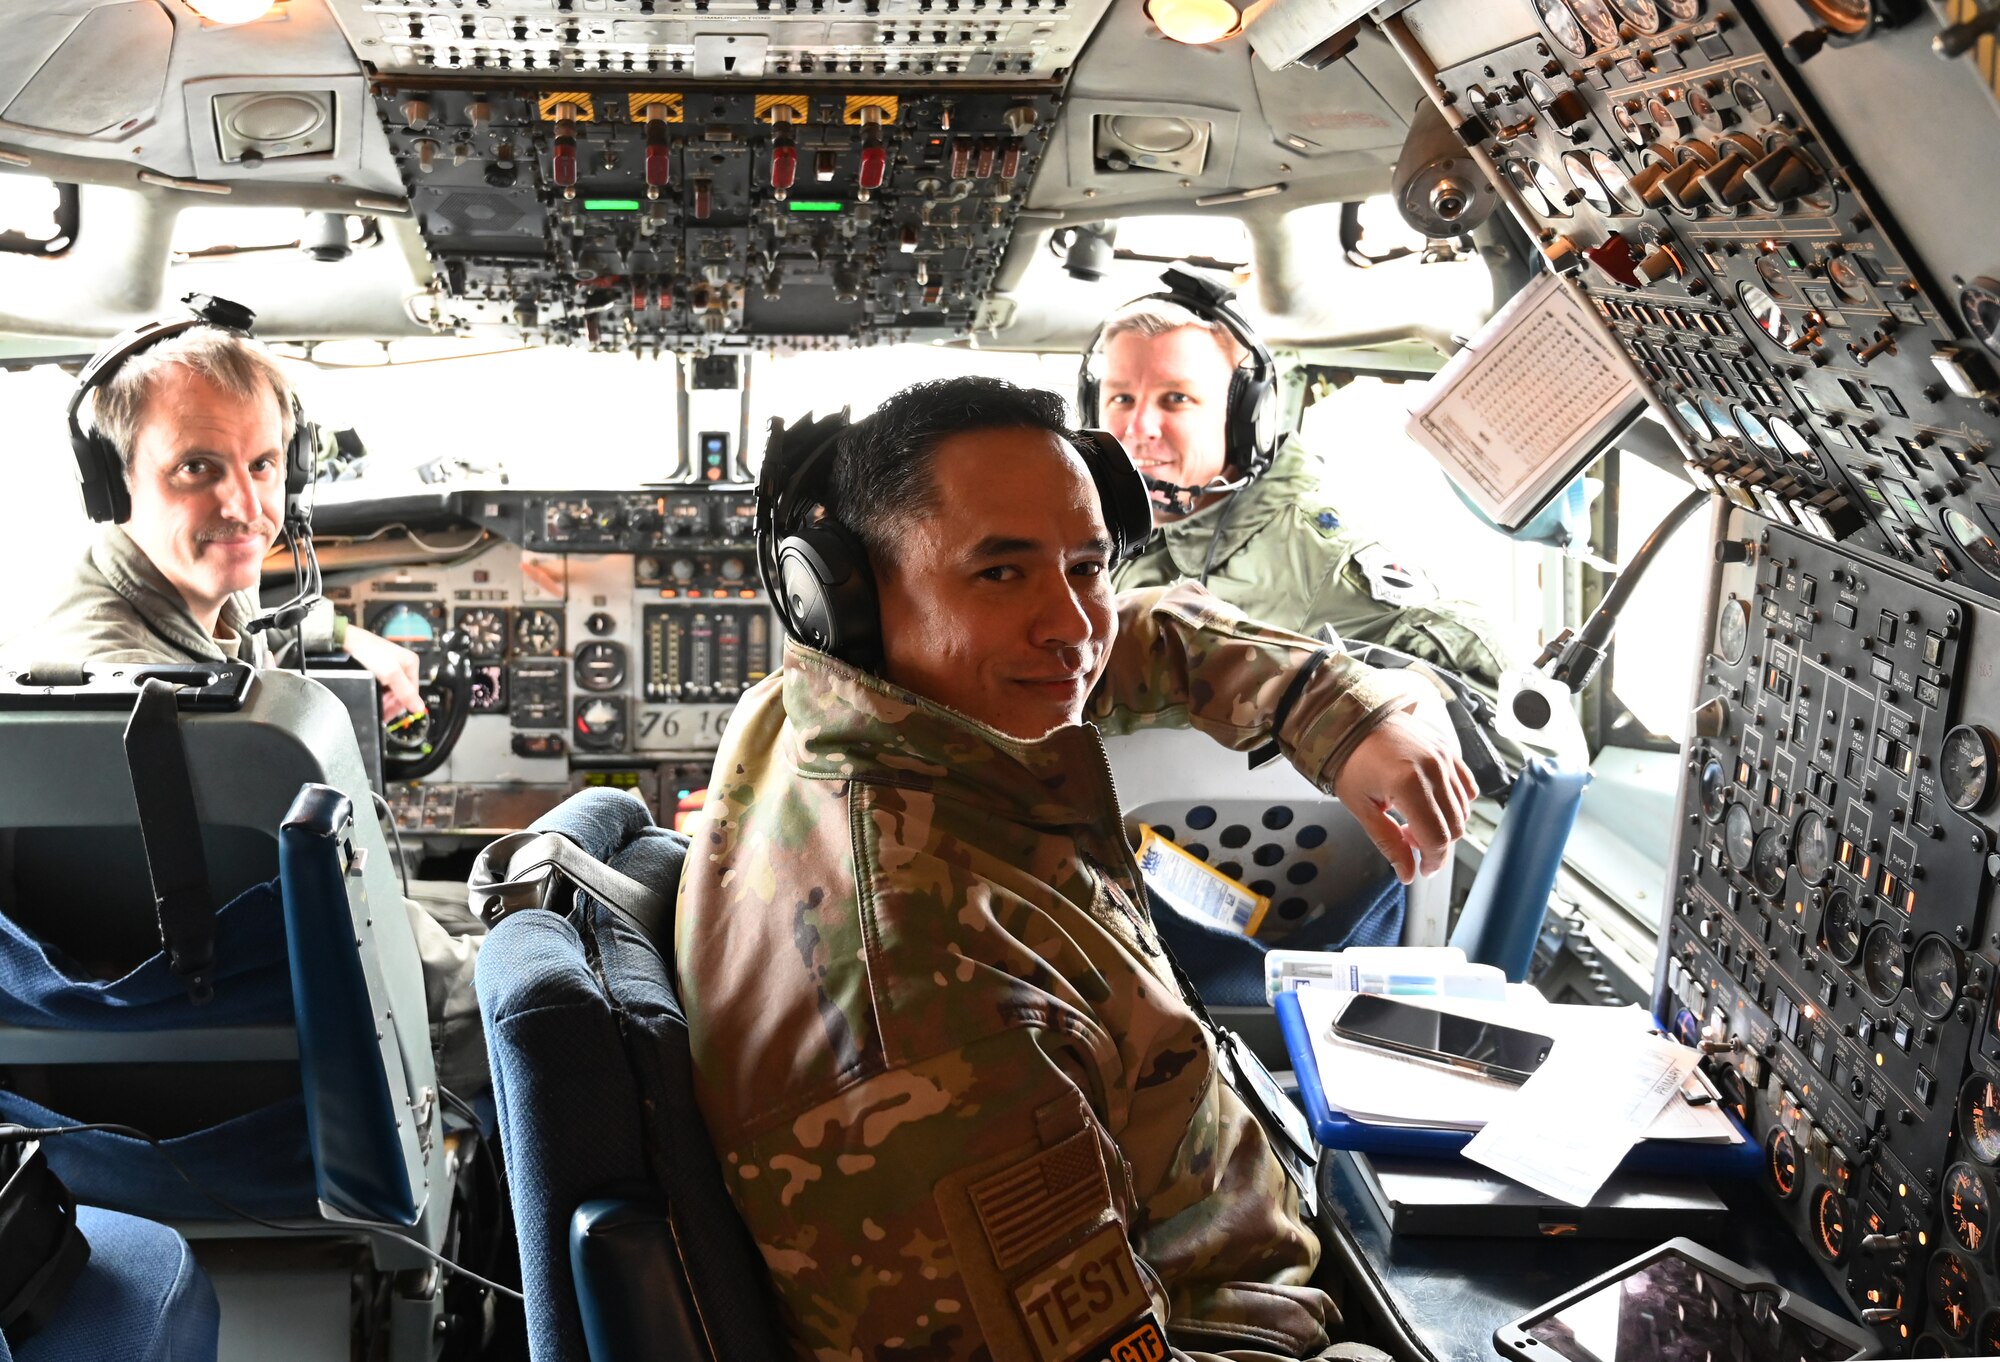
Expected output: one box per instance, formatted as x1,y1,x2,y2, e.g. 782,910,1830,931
470,830,670,953
122,678,217,1004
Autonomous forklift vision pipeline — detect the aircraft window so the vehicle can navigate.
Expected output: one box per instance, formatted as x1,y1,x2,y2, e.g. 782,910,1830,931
1106,215,1252,271
0,177,77,255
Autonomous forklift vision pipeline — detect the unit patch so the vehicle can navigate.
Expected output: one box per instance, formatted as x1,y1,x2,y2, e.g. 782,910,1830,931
1354,543,1440,608
1011,1224,1151,1362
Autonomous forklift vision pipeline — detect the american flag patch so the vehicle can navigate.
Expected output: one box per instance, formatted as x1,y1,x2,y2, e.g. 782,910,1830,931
968,1129,1111,1272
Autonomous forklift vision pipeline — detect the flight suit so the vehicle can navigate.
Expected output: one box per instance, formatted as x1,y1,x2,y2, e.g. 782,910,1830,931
678,582,1430,1362
0,525,491,1097
1112,440,1511,691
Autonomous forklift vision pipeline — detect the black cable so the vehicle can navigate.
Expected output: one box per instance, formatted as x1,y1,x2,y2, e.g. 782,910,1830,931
436,1085,484,1131
0,1120,524,1301
1546,488,1709,695
1195,485,1244,587
370,790,412,899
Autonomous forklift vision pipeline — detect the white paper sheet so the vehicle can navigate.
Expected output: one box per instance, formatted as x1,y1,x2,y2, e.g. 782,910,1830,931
1461,1030,1701,1206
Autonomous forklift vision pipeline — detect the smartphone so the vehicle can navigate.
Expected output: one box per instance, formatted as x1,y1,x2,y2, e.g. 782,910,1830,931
1329,994,1554,1084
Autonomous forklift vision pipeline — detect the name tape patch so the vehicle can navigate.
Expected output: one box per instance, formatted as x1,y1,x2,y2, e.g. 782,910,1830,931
1011,1224,1150,1362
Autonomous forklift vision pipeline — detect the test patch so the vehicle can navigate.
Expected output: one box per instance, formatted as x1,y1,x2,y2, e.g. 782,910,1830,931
1011,1224,1151,1362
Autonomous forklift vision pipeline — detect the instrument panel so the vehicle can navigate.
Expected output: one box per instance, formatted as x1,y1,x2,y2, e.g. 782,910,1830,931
322,484,778,833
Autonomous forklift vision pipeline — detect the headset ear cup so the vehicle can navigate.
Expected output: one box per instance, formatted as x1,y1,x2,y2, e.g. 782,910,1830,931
1072,429,1153,563
72,432,129,524
775,526,879,664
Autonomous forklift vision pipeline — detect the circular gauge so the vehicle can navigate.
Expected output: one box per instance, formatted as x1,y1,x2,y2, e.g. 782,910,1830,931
1564,151,1616,215
1804,0,1874,36
1675,397,1715,441
572,696,626,752
1702,397,1743,441
454,606,508,660
513,607,564,657
1794,810,1833,885
1947,1165,1993,1253
1612,102,1649,146
1825,253,1870,304
1537,0,1595,53
1770,417,1823,473
385,707,433,755
1754,254,1795,301
1767,1128,1800,1198
1813,1186,1849,1261
573,640,628,692
1569,0,1623,46
1861,922,1907,1004
1522,71,1558,107
1661,0,1702,17
1964,1076,2000,1164
365,601,443,651
1961,278,2000,358
1931,1251,1975,1338
1946,508,2000,581
1686,84,1721,130
1530,159,1574,216
1751,827,1789,897
1587,150,1640,212
1700,758,1729,822
1914,936,1964,1021
1981,1312,2000,1358
1724,801,1756,873
1736,407,1778,453
1730,77,1770,125
1610,0,1662,31
1942,724,1998,813
469,664,505,712
1646,95,1688,138
1739,279,1801,348
1503,159,1555,216
1821,888,1863,965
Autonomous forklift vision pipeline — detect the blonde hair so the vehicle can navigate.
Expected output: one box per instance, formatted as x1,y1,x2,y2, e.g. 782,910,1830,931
90,326,295,473
1098,299,1246,365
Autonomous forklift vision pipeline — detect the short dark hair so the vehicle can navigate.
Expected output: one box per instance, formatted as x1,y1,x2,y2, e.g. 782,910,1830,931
828,376,1073,564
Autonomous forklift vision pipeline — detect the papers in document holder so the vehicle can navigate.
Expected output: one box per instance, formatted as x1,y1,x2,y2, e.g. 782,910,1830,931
1277,988,1748,1201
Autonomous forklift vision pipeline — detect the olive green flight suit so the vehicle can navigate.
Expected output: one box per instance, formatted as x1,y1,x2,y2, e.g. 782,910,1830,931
1112,440,1511,691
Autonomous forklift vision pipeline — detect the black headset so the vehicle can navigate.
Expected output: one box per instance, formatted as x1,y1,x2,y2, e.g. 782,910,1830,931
755,408,1154,668
67,293,316,528
67,293,323,633
1077,266,1283,510
0,1139,89,1348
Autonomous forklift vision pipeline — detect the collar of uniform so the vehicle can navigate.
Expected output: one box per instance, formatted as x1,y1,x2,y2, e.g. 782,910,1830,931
91,525,245,662
1154,437,1319,578
780,640,1112,827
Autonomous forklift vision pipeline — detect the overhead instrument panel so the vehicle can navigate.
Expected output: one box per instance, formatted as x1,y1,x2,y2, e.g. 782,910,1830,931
350,51,1071,350
1432,0,2000,601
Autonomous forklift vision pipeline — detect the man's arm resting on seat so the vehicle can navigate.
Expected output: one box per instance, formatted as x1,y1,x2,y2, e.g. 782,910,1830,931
1086,584,1475,882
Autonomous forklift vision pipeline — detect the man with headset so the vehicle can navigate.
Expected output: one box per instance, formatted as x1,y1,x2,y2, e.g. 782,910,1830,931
679,375,1473,1362
0,297,488,1097
1085,269,1511,691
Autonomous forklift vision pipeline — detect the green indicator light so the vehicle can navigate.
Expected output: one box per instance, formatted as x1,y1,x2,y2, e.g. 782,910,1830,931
583,198,643,211
786,200,844,212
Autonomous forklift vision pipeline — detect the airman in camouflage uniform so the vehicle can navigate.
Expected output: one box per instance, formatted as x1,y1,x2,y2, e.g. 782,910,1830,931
1094,295,1511,691
678,377,1472,1362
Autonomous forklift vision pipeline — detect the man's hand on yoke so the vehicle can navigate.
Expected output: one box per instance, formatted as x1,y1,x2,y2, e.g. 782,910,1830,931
344,624,427,722
1326,709,1478,885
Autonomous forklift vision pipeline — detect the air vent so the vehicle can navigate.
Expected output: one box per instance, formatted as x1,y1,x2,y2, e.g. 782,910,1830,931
213,91,335,163
1094,114,1210,176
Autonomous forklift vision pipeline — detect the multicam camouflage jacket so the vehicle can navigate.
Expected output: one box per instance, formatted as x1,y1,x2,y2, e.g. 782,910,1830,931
679,583,1430,1362
1112,439,1512,691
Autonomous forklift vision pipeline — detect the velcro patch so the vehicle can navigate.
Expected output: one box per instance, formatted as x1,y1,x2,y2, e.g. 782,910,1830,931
1355,543,1439,609
969,1128,1112,1272
1012,1224,1150,1362
1090,1315,1170,1362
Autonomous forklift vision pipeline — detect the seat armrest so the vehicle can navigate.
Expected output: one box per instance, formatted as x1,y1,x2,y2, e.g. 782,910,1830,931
569,1197,711,1362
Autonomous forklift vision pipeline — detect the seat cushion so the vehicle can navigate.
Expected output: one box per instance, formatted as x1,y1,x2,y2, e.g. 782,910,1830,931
14,1207,218,1362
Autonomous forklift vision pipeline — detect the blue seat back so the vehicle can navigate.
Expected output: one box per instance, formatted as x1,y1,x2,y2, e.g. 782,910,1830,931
478,788,785,1362
1449,758,1593,981
10,1206,220,1362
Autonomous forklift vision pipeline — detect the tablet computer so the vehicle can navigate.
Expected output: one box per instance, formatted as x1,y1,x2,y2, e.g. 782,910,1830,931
1493,1238,1879,1362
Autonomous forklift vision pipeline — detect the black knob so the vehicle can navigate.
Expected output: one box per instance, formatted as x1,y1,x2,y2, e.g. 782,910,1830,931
1715,540,1752,563
1788,26,1831,62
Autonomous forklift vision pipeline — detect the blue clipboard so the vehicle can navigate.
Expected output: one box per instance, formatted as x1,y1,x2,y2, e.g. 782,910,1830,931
1274,990,1762,1178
